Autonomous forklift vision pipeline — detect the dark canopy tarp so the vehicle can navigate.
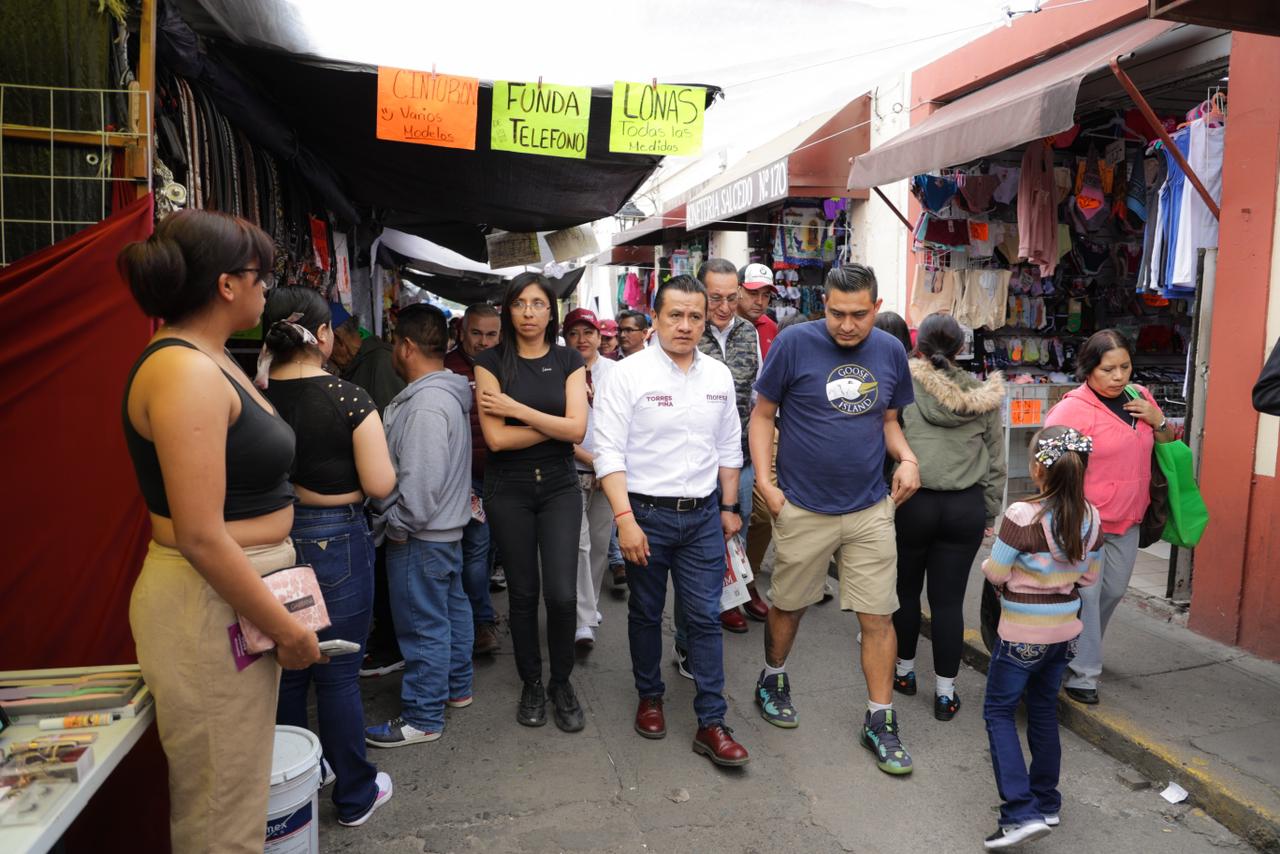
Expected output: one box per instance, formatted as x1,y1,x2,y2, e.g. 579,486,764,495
166,0,718,255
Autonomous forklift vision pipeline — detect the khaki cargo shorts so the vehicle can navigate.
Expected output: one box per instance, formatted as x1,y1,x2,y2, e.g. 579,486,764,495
769,495,898,614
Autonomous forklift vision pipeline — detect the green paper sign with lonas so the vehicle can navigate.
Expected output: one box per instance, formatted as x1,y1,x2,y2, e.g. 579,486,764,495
609,81,705,157
491,81,592,159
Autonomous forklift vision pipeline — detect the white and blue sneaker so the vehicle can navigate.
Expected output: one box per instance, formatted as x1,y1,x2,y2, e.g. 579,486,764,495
984,820,1051,849
364,716,439,749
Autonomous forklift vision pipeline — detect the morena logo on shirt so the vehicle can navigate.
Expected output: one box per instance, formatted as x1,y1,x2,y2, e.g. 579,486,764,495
704,393,729,403
825,364,879,415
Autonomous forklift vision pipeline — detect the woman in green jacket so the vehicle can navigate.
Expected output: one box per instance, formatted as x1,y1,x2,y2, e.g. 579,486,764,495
892,312,1007,721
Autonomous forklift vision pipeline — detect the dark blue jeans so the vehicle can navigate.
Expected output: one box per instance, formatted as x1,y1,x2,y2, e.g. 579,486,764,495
277,504,378,823
983,637,1076,826
627,498,728,727
462,478,495,626
386,537,473,732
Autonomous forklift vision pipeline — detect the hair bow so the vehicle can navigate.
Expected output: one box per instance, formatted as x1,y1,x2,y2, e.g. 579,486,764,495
1034,428,1093,468
254,312,319,388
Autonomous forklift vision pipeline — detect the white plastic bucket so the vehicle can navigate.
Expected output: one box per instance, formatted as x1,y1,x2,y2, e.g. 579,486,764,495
264,725,322,854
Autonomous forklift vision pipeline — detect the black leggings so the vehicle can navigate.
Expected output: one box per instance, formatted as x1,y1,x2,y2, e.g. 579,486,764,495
484,459,583,687
893,486,986,679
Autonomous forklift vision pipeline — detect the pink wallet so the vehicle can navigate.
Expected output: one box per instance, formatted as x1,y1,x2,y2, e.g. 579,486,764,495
238,564,332,655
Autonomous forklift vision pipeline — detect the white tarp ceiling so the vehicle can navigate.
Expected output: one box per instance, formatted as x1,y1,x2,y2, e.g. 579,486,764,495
173,0,1025,167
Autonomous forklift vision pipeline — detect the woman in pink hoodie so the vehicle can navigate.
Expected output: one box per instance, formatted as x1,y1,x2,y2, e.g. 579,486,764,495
1043,330,1176,704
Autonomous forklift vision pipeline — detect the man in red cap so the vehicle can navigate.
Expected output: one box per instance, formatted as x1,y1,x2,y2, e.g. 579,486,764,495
563,308,618,651
599,318,621,360
738,263,779,358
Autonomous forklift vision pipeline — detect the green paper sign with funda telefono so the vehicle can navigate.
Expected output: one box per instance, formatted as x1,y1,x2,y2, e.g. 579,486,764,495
490,81,591,159
609,81,705,157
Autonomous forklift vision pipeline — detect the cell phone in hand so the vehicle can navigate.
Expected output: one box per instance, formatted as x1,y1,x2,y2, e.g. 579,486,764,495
318,639,361,656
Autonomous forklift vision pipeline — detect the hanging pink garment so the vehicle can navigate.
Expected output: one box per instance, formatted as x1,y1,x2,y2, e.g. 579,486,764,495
1017,142,1059,277
623,271,643,309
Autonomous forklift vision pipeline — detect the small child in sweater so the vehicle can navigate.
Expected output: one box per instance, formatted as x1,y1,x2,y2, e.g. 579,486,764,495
981,426,1102,851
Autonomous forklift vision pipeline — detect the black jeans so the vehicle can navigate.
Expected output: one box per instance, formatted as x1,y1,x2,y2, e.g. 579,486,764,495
484,458,583,687
893,486,986,679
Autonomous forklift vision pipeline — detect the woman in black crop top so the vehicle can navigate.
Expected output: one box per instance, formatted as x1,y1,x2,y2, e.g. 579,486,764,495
474,273,589,732
261,287,396,825
118,210,326,851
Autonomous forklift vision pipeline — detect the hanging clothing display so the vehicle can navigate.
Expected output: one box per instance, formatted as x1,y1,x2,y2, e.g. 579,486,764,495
1017,142,1059,277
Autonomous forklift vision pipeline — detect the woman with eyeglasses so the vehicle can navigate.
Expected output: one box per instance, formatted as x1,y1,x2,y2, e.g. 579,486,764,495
118,209,324,852
474,273,589,732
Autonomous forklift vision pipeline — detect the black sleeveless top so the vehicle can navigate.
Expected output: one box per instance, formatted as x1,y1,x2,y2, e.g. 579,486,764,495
122,339,296,520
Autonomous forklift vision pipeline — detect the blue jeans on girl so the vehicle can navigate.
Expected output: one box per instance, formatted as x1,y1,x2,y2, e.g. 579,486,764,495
277,503,378,823
983,637,1076,827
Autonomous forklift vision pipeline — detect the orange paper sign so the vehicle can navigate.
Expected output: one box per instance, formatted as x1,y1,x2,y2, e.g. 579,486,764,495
376,67,479,150
1009,399,1043,427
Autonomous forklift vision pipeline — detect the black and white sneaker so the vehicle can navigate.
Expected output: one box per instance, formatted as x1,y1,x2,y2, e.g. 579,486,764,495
338,772,393,827
672,644,693,681
358,651,405,678
983,820,1051,850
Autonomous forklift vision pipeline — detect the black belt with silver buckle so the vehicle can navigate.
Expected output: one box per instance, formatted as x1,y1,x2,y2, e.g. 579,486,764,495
628,492,712,512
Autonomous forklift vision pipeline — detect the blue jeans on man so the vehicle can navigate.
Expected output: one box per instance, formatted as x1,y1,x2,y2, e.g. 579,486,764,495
674,463,754,651
627,497,728,726
278,504,379,822
385,537,473,732
461,479,495,627
983,638,1075,827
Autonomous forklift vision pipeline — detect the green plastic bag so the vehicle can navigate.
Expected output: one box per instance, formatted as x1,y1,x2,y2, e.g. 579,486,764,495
1154,440,1209,548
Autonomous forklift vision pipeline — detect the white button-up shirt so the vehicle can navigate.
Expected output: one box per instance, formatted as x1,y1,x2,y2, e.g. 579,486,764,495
577,354,616,469
593,343,743,498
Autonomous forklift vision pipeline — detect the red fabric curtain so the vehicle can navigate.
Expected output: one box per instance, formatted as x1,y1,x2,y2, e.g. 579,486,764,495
0,194,154,670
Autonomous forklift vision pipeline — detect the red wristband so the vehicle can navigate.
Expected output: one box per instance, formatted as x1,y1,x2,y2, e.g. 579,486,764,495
614,510,633,522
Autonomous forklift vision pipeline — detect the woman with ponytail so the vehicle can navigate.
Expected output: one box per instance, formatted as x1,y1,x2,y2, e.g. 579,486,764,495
118,210,324,851
260,287,396,827
979,426,1102,849
892,312,1006,721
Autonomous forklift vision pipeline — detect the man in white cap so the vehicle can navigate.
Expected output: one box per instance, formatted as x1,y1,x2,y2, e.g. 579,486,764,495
738,263,779,358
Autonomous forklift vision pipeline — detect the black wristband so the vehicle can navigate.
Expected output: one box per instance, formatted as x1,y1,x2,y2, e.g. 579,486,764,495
720,503,742,514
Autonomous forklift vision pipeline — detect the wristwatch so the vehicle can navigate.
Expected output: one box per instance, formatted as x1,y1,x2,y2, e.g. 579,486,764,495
720,503,742,514
1156,418,1169,433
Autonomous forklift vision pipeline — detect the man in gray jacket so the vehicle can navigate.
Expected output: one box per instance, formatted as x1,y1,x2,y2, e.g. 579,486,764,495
366,304,476,748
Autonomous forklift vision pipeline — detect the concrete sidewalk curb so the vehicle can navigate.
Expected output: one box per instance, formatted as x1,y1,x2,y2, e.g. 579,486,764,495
922,617,1280,853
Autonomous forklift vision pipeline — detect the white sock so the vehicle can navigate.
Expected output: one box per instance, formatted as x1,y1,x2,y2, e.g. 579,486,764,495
935,675,956,698
868,700,893,714
763,661,787,678
895,658,915,677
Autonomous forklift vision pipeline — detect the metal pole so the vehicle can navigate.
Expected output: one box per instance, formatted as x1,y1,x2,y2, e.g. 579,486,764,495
873,186,914,231
1110,57,1220,221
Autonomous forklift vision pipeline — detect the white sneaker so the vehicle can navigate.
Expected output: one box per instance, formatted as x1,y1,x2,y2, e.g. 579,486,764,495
984,820,1051,849
595,610,603,624
319,757,336,789
1042,814,1059,827
575,626,595,648
338,771,393,827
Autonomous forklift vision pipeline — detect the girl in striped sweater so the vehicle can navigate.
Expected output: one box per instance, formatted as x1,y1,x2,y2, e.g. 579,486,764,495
980,426,1102,851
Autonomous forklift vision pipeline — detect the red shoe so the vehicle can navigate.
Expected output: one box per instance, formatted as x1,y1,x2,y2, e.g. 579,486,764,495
692,724,749,766
634,696,666,739
742,585,769,622
720,608,749,633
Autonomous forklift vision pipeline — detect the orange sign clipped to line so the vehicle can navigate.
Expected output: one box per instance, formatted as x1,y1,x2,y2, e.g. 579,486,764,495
376,66,479,150
1009,399,1043,427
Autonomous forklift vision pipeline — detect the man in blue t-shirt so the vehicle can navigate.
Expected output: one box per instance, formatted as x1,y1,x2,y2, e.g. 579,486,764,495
748,264,922,776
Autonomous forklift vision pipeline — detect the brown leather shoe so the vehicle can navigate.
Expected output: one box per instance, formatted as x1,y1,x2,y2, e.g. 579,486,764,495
634,696,666,739
611,563,627,587
692,724,749,766
721,608,749,633
473,622,500,656
742,585,769,622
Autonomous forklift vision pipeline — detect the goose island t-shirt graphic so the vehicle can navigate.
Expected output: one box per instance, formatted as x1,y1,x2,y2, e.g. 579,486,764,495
755,323,912,514
826,364,878,415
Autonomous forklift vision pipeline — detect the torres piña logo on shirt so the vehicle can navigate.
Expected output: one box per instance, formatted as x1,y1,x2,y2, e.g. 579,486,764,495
825,364,878,415
644,393,674,407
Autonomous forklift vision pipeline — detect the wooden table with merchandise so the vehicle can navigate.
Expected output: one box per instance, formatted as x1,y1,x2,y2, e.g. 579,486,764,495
0,664,155,854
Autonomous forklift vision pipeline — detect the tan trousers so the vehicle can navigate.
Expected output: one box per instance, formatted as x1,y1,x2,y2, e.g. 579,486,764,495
745,429,779,572
130,539,294,854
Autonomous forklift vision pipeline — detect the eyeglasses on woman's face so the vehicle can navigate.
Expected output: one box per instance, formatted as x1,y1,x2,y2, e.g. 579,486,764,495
511,299,550,314
231,267,274,290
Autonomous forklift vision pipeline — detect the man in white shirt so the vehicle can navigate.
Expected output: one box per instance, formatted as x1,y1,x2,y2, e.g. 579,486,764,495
593,275,750,767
